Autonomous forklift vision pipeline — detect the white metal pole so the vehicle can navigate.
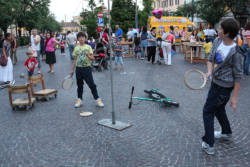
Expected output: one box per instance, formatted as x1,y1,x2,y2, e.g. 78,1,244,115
107,0,116,124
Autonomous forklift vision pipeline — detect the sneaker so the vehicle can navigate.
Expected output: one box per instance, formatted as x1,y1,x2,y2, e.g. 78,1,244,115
74,98,82,108
201,141,215,155
10,80,15,85
96,98,104,107
38,70,41,74
214,131,232,140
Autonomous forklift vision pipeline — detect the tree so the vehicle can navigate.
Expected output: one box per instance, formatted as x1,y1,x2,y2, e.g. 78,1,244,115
197,0,228,27
0,0,18,33
174,2,198,18
0,0,60,35
138,0,153,27
223,0,250,26
111,0,136,34
80,3,106,39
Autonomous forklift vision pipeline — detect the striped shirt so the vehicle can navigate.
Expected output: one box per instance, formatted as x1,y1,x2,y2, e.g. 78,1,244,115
242,30,250,44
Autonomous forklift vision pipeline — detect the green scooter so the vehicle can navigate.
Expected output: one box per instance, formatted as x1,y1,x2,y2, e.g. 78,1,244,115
129,87,179,109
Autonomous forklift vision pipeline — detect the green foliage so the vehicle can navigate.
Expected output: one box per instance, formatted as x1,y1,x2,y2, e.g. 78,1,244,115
197,0,227,27
111,0,136,33
142,0,153,14
138,0,154,28
80,4,106,39
0,0,18,33
0,0,61,35
223,0,250,26
17,36,30,46
174,2,198,19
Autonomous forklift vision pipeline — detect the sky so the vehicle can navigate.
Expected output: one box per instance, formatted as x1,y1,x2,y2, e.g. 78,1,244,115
50,0,142,22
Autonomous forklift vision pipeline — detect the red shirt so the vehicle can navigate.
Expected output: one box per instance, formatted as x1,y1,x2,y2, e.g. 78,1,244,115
24,57,38,71
166,33,175,43
102,32,109,44
60,42,65,48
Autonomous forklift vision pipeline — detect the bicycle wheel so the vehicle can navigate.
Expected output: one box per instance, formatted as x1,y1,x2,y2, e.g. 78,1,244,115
163,100,179,107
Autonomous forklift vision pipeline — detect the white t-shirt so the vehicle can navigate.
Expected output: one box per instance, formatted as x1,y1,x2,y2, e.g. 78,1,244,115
127,31,132,40
66,33,76,45
215,42,236,64
204,29,209,36
207,29,217,37
190,35,196,42
31,35,40,51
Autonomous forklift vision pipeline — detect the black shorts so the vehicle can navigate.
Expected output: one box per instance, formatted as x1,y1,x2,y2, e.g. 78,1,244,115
28,70,34,77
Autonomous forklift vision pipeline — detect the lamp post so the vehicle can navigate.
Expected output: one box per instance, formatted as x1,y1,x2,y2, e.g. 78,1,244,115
98,0,131,131
135,0,138,29
191,0,194,22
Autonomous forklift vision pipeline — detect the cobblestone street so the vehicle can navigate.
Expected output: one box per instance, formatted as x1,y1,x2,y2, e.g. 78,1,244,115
0,47,249,167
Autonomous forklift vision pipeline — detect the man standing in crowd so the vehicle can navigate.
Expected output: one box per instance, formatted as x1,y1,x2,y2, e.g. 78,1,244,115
66,31,76,61
10,34,17,65
206,26,217,42
115,25,123,41
40,33,46,61
30,29,41,74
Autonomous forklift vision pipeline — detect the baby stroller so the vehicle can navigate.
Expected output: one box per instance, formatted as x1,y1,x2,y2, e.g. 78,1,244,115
92,42,108,72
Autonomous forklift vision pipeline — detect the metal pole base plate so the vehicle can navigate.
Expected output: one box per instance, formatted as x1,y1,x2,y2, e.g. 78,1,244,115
98,119,132,131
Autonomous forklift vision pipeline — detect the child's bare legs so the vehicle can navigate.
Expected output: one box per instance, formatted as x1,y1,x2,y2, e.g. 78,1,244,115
51,64,55,73
119,56,124,71
114,56,118,70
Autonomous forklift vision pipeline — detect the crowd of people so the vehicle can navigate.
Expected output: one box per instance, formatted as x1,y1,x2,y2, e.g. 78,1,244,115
0,21,249,83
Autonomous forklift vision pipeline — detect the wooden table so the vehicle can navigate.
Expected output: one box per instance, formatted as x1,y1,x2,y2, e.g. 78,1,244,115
121,41,134,57
183,42,208,63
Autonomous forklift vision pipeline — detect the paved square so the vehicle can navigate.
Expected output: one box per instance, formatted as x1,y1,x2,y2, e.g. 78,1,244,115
0,47,249,167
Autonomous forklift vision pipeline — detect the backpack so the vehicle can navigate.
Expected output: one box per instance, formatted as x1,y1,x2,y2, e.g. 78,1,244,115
141,32,148,40
0,39,4,48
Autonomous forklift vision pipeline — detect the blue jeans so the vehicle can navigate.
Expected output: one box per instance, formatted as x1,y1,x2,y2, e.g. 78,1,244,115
115,56,123,65
242,44,250,75
68,44,75,60
202,83,233,147
141,40,148,58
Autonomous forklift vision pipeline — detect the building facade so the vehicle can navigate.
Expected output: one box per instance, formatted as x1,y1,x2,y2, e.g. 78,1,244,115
61,21,82,33
153,0,196,12
152,0,183,12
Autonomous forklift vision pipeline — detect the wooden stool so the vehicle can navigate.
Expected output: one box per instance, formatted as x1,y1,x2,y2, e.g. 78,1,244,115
8,84,36,111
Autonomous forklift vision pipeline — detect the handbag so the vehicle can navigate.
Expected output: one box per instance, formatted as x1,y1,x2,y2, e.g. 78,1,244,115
0,46,8,66
0,53,8,66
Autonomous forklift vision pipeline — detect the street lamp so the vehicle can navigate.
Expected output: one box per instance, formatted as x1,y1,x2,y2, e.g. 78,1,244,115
135,0,138,29
98,0,131,131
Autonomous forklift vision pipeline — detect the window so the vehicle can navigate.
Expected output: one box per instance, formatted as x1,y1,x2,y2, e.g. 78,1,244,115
162,1,166,7
158,0,161,8
153,2,156,8
166,0,168,7
170,0,173,6
175,0,179,5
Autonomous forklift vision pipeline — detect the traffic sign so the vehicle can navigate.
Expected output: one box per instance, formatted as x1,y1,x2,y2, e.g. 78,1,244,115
97,12,103,18
97,17,104,27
